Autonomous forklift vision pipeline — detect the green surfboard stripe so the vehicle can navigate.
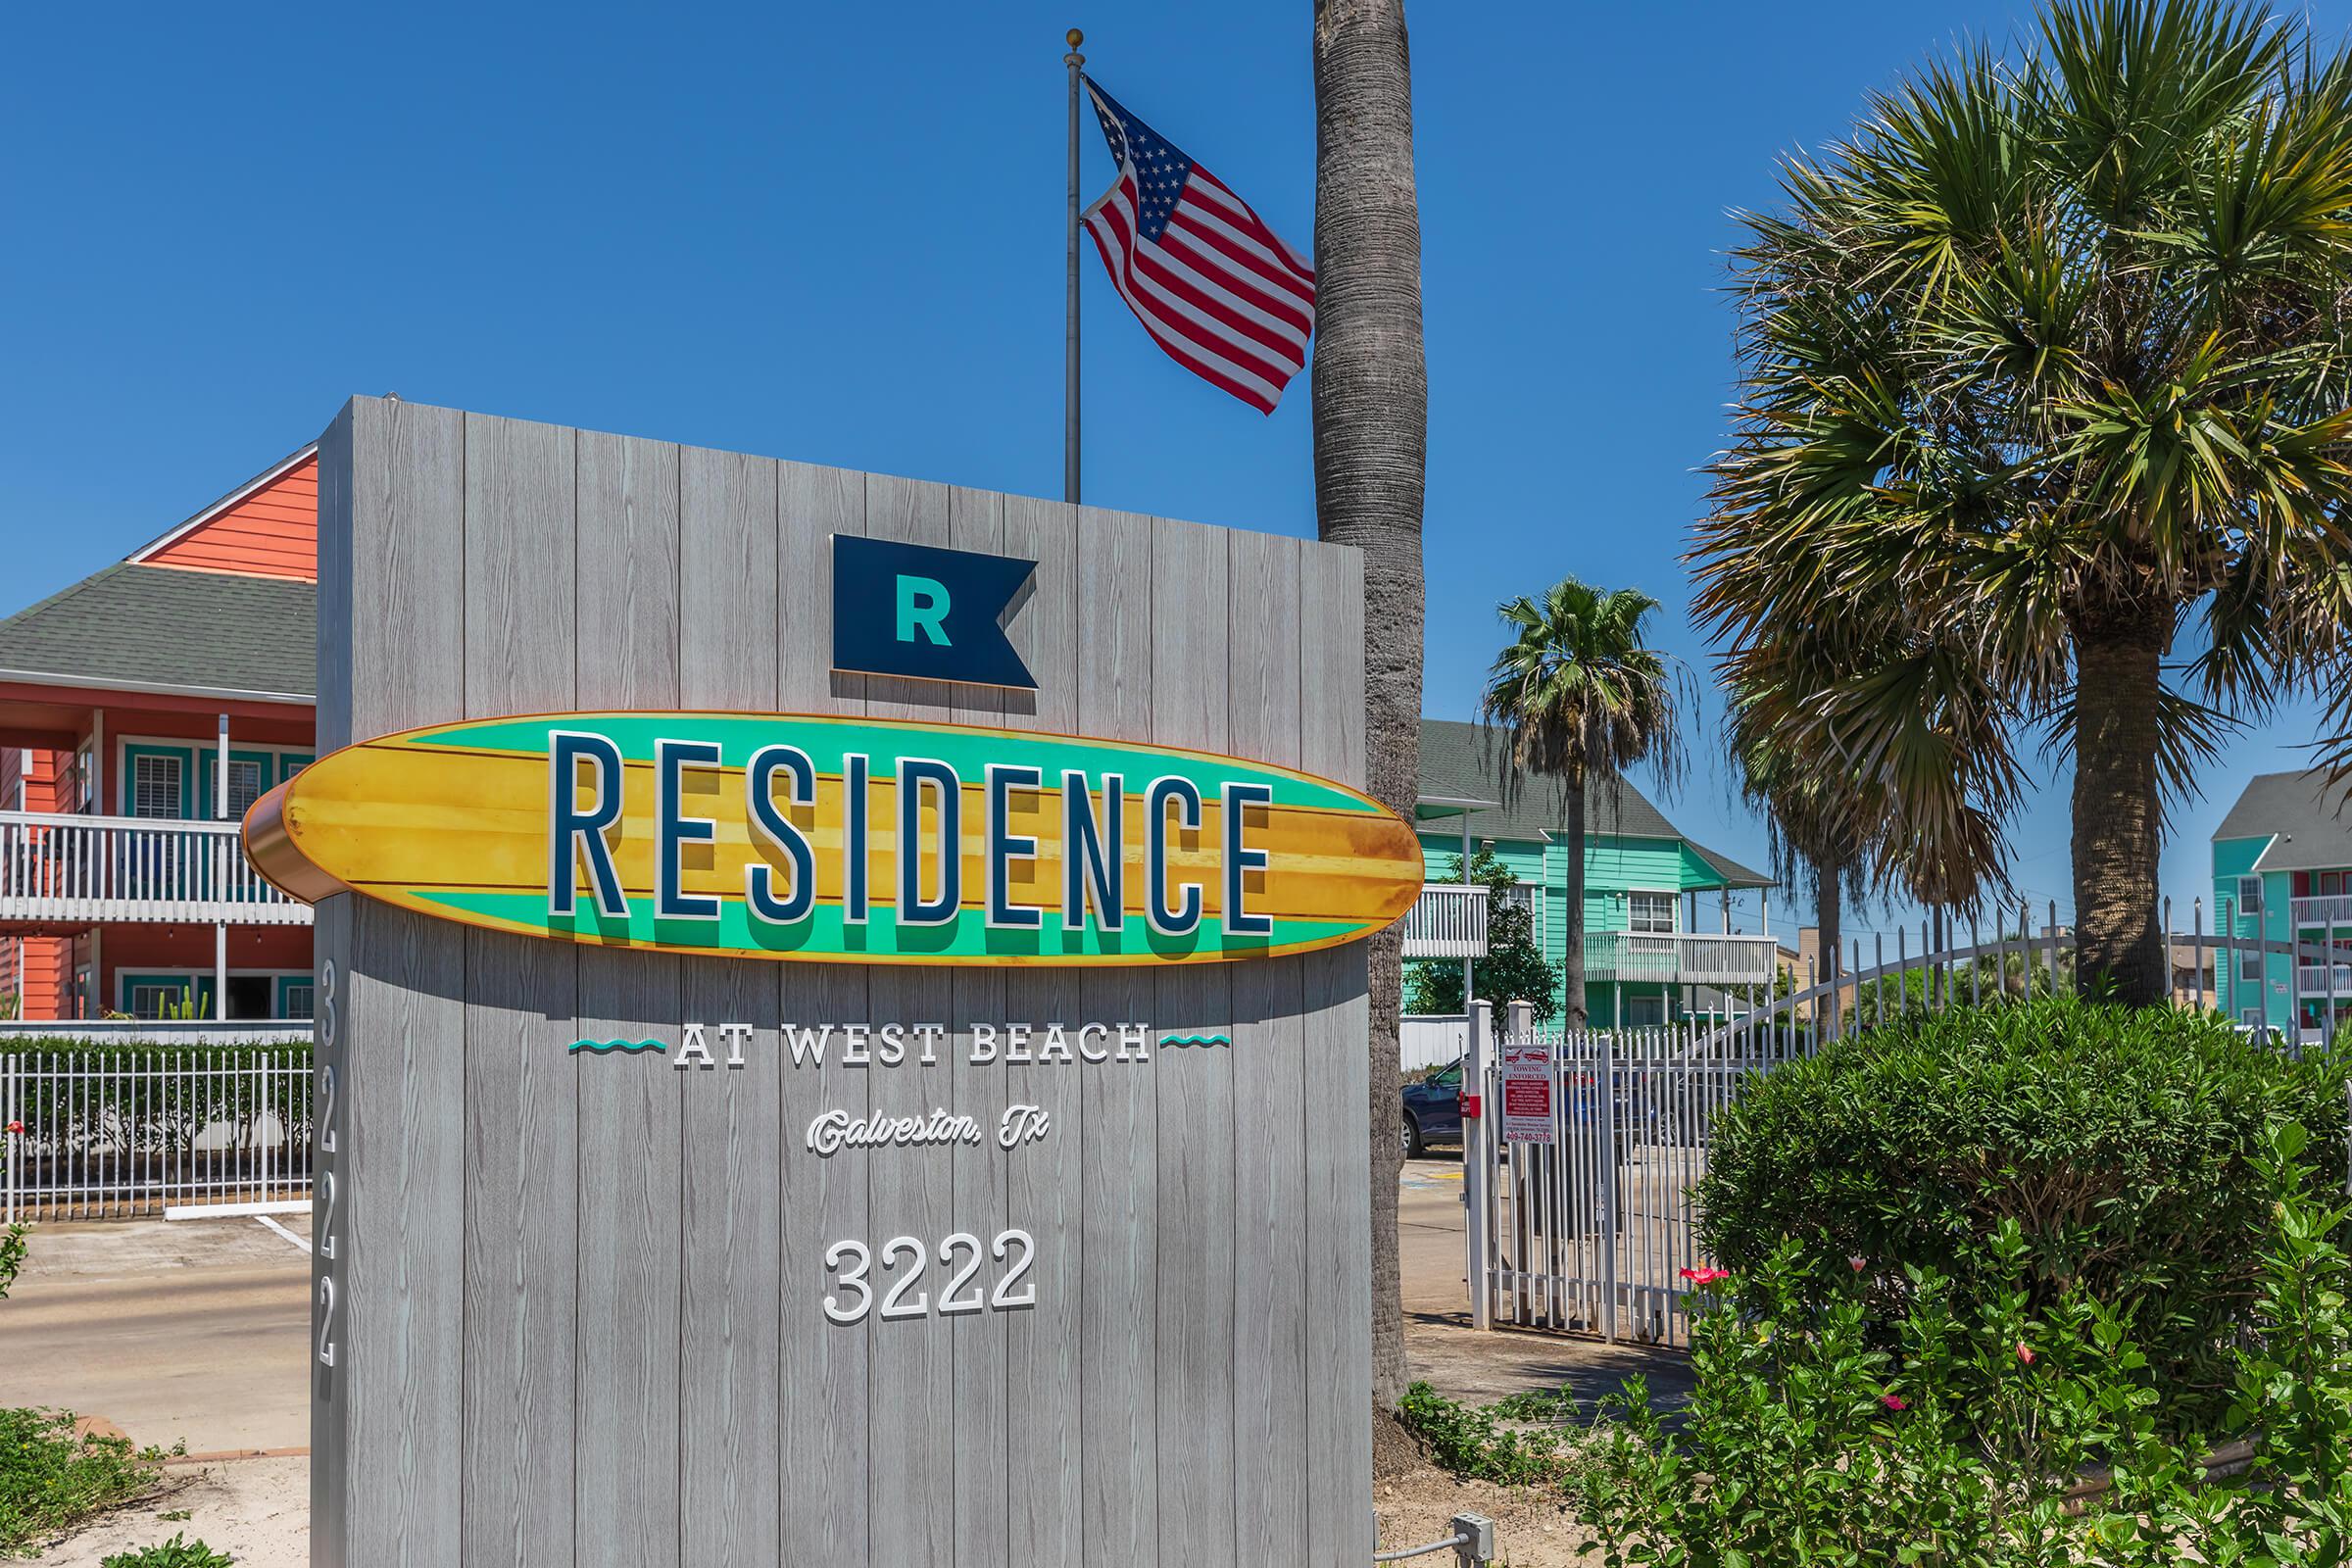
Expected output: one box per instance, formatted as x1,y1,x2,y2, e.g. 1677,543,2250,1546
406,714,1375,815
411,888,1363,960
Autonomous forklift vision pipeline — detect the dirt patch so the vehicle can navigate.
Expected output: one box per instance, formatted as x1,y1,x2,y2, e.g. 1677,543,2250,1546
28,1455,307,1567
1375,1458,1594,1568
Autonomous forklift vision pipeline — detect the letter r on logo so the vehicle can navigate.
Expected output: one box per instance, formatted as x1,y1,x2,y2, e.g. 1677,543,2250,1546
895,575,952,646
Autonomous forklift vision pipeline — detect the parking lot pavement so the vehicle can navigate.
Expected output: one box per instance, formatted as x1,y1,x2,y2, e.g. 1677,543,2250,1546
5,1214,313,1455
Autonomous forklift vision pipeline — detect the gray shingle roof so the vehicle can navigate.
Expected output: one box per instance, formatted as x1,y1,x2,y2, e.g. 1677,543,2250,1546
1415,718,1771,887
2212,768,2352,873
0,564,316,699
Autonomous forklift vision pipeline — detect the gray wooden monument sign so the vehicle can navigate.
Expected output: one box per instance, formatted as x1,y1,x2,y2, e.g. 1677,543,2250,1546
303,397,1376,1566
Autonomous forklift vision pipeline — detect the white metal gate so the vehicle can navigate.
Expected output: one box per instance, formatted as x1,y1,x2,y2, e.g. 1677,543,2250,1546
2,1047,313,1221
1461,903,2322,1348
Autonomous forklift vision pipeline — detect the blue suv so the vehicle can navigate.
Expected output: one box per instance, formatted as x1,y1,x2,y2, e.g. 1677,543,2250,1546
1400,1055,1465,1158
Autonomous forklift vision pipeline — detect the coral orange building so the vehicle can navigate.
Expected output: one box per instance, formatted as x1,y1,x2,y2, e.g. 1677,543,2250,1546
1,449,319,1020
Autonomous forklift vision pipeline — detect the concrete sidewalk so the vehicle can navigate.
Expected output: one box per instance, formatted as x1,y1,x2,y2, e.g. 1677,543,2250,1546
1397,1155,1694,1414
4,1214,313,1455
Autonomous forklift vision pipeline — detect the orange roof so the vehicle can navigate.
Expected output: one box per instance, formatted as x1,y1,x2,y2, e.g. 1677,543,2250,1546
130,447,318,582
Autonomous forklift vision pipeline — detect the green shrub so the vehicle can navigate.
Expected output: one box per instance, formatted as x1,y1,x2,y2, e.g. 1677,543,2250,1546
1577,1125,2352,1566
0,1043,312,1163
1695,997,2348,1409
1396,1381,1576,1487
100,1535,232,1568
0,1408,162,1556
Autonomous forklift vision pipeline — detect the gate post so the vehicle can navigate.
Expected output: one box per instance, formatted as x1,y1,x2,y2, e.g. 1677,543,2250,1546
1598,1031,1620,1345
1465,1000,1494,1330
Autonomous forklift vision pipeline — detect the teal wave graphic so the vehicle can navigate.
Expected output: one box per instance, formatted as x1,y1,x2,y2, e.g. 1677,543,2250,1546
569,1037,666,1054
1158,1034,1232,1049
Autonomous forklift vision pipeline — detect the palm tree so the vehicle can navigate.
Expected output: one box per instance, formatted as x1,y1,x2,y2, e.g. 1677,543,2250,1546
1312,0,1426,1414
1692,0,2352,1005
1728,704,1868,1007
1480,577,1684,1029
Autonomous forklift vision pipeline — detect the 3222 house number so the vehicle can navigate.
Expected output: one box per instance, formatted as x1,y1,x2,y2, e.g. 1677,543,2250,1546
823,1229,1035,1325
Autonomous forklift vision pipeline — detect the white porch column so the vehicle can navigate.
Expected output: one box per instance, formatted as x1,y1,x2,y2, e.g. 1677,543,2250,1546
89,710,106,814
215,711,229,1020
1460,813,1473,1005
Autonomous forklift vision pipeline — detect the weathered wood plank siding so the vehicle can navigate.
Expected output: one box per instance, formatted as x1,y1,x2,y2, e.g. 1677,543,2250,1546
311,398,1374,1567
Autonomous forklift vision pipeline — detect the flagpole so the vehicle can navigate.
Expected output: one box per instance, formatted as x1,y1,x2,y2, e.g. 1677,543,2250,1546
1064,26,1085,505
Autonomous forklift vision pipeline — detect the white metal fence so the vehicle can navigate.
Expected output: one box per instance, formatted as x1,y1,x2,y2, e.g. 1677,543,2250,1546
2,1047,314,1221
1462,903,2340,1350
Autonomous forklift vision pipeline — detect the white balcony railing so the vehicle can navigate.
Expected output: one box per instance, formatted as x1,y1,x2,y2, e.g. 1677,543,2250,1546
0,809,311,926
2298,961,2352,997
2292,893,2352,926
1586,929,1780,986
1401,882,1489,959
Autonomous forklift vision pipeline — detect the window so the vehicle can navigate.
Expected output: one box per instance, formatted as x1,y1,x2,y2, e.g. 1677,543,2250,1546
223,759,264,819
130,754,182,819
2240,948,2263,984
129,982,190,1020
1628,891,1676,935
2237,875,2265,914
1493,882,1543,937
2241,1006,2267,1028
2327,872,2346,897
282,982,315,1019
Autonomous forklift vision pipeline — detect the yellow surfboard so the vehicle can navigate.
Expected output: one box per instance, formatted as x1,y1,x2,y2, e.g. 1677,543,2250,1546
245,710,1426,966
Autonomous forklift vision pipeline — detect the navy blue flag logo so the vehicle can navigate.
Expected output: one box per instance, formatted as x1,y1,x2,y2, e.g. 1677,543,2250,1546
831,536,1038,690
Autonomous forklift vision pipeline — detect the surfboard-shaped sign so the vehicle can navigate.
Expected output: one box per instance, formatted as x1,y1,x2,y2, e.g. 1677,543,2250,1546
244,711,1426,967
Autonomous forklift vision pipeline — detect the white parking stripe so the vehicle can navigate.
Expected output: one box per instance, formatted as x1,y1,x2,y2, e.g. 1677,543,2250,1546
255,1213,313,1254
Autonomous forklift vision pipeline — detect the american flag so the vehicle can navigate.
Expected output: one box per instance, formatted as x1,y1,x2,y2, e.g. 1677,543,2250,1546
1081,78,1316,414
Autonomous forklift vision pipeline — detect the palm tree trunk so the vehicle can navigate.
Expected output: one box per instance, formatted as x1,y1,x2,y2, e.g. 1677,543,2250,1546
2071,607,2167,1006
1815,858,1840,1030
1560,764,1588,1029
1312,0,1426,1417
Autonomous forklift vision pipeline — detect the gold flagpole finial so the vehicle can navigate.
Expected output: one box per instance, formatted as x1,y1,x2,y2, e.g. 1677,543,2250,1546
1066,27,1084,55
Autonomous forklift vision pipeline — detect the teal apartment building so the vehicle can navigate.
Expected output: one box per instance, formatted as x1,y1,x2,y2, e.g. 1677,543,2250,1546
2212,769,2352,1041
1403,718,1775,1026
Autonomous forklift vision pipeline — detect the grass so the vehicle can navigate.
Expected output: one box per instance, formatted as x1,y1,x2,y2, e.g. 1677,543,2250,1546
0,1407,167,1558
99,1534,233,1567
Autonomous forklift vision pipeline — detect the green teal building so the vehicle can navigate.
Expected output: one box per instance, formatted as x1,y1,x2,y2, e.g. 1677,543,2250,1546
2212,769,2352,1040
1405,719,1776,1026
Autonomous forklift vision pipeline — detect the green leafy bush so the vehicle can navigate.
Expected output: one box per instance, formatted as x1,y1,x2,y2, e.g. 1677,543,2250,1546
1695,997,2348,1408
0,1408,162,1556
99,1535,232,1568
1396,1382,1577,1487
1576,1125,2352,1566
0,1043,312,1169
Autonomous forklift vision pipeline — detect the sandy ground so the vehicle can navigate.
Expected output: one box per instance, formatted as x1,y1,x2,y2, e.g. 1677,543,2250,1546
19,1161,1678,1566
24,1457,309,1567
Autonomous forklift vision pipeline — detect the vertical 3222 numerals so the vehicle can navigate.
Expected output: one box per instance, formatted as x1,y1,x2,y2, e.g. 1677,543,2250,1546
822,1229,1036,1325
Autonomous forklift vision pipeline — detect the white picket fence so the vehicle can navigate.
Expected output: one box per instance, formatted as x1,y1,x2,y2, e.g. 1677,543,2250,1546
1,1047,313,1221
1461,906,2340,1349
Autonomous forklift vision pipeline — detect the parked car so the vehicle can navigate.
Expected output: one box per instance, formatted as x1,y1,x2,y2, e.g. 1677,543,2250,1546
1401,1055,1465,1157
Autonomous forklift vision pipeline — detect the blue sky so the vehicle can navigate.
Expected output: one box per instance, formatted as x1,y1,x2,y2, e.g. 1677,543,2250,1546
3,0,2338,947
